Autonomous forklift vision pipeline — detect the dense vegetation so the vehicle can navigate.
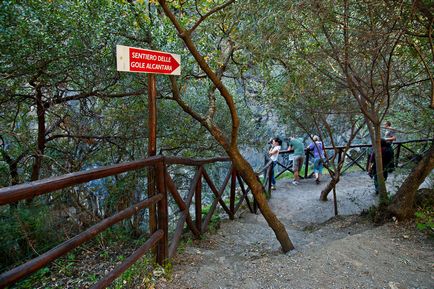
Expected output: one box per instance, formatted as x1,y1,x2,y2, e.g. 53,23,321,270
0,0,268,274
0,0,432,286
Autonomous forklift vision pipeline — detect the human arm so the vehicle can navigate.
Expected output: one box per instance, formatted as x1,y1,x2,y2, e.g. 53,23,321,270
384,127,397,142
385,134,396,142
269,146,279,156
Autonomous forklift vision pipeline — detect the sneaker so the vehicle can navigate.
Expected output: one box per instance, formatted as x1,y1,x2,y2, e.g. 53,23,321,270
292,181,299,185
271,185,276,190
315,179,320,185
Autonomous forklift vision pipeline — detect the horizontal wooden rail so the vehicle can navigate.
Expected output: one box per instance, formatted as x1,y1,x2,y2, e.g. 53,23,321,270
91,230,164,289
0,155,248,288
0,156,164,205
263,138,433,182
393,138,433,145
277,138,433,153
323,139,433,150
0,194,163,288
165,156,230,166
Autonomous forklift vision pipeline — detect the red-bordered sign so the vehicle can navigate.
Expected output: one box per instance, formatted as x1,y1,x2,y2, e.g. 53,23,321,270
116,45,181,75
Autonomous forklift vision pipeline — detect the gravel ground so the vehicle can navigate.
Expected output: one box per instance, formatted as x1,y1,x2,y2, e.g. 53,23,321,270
157,172,434,289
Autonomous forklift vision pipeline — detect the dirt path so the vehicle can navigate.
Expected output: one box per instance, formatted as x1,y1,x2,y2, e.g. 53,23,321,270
157,172,434,289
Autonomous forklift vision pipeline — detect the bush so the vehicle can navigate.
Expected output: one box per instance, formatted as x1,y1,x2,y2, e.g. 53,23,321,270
0,204,63,272
415,209,433,237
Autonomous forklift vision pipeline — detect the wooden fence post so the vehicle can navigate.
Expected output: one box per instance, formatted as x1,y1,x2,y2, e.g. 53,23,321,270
195,165,202,234
148,74,157,238
155,161,168,265
268,163,273,195
337,148,342,166
230,166,236,219
365,147,372,171
395,143,401,168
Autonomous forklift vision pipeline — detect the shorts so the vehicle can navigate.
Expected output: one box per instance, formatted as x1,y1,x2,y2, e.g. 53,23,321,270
313,158,323,174
293,155,304,172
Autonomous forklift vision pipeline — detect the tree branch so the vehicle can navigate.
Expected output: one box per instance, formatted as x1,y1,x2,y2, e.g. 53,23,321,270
189,0,236,35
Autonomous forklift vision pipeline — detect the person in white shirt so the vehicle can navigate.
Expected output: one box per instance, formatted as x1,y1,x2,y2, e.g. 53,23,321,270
268,137,282,190
384,121,397,143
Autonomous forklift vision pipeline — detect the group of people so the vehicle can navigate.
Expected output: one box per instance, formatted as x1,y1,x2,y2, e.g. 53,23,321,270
268,135,325,190
268,121,397,192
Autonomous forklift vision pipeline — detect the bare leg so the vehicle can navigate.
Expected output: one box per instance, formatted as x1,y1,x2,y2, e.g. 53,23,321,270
294,170,300,181
315,172,320,184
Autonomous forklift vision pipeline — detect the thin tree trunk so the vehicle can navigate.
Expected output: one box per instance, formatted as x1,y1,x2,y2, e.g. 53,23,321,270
229,149,294,252
373,125,387,204
320,174,340,201
1,151,22,211
1,151,21,186
158,0,294,252
387,143,434,220
26,92,46,205
30,92,46,182
366,120,387,203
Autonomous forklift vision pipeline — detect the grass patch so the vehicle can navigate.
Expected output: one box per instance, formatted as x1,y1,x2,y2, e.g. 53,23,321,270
415,209,434,237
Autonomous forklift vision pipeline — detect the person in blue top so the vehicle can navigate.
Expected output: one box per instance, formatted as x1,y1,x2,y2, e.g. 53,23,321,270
287,136,304,185
307,135,325,184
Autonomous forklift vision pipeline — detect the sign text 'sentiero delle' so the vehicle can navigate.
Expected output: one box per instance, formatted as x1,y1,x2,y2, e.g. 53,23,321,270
116,45,181,75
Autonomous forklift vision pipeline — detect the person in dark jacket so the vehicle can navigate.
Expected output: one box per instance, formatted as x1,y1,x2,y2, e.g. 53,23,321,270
367,139,394,194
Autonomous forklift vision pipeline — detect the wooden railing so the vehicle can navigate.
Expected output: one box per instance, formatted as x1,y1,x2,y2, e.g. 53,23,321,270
261,138,433,195
1,138,431,287
0,156,256,288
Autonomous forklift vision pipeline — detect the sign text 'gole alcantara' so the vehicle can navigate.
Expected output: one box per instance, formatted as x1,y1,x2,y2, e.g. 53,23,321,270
116,45,181,75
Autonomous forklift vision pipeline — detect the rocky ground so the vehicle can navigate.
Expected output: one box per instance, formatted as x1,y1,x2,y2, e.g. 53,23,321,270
156,172,434,289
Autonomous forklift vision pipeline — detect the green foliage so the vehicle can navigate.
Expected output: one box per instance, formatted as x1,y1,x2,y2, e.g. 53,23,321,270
415,209,434,237
0,204,64,271
13,267,51,289
54,252,77,278
1,1,432,286
202,204,221,233
110,257,172,289
177,237,193,254
361,205,380,221
10,224,170,288
0,161,10,187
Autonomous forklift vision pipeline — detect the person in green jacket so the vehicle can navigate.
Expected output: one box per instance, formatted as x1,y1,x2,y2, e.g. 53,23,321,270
287,136,304,185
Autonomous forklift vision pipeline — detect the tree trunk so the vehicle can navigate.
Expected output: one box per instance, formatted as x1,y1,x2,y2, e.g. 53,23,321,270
229,149,295,252
1,151,20,186
158,0,293,252
30,93,46,182
387,143,434,220
1,151,22,211
320,174,340,201
372,124,387,203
